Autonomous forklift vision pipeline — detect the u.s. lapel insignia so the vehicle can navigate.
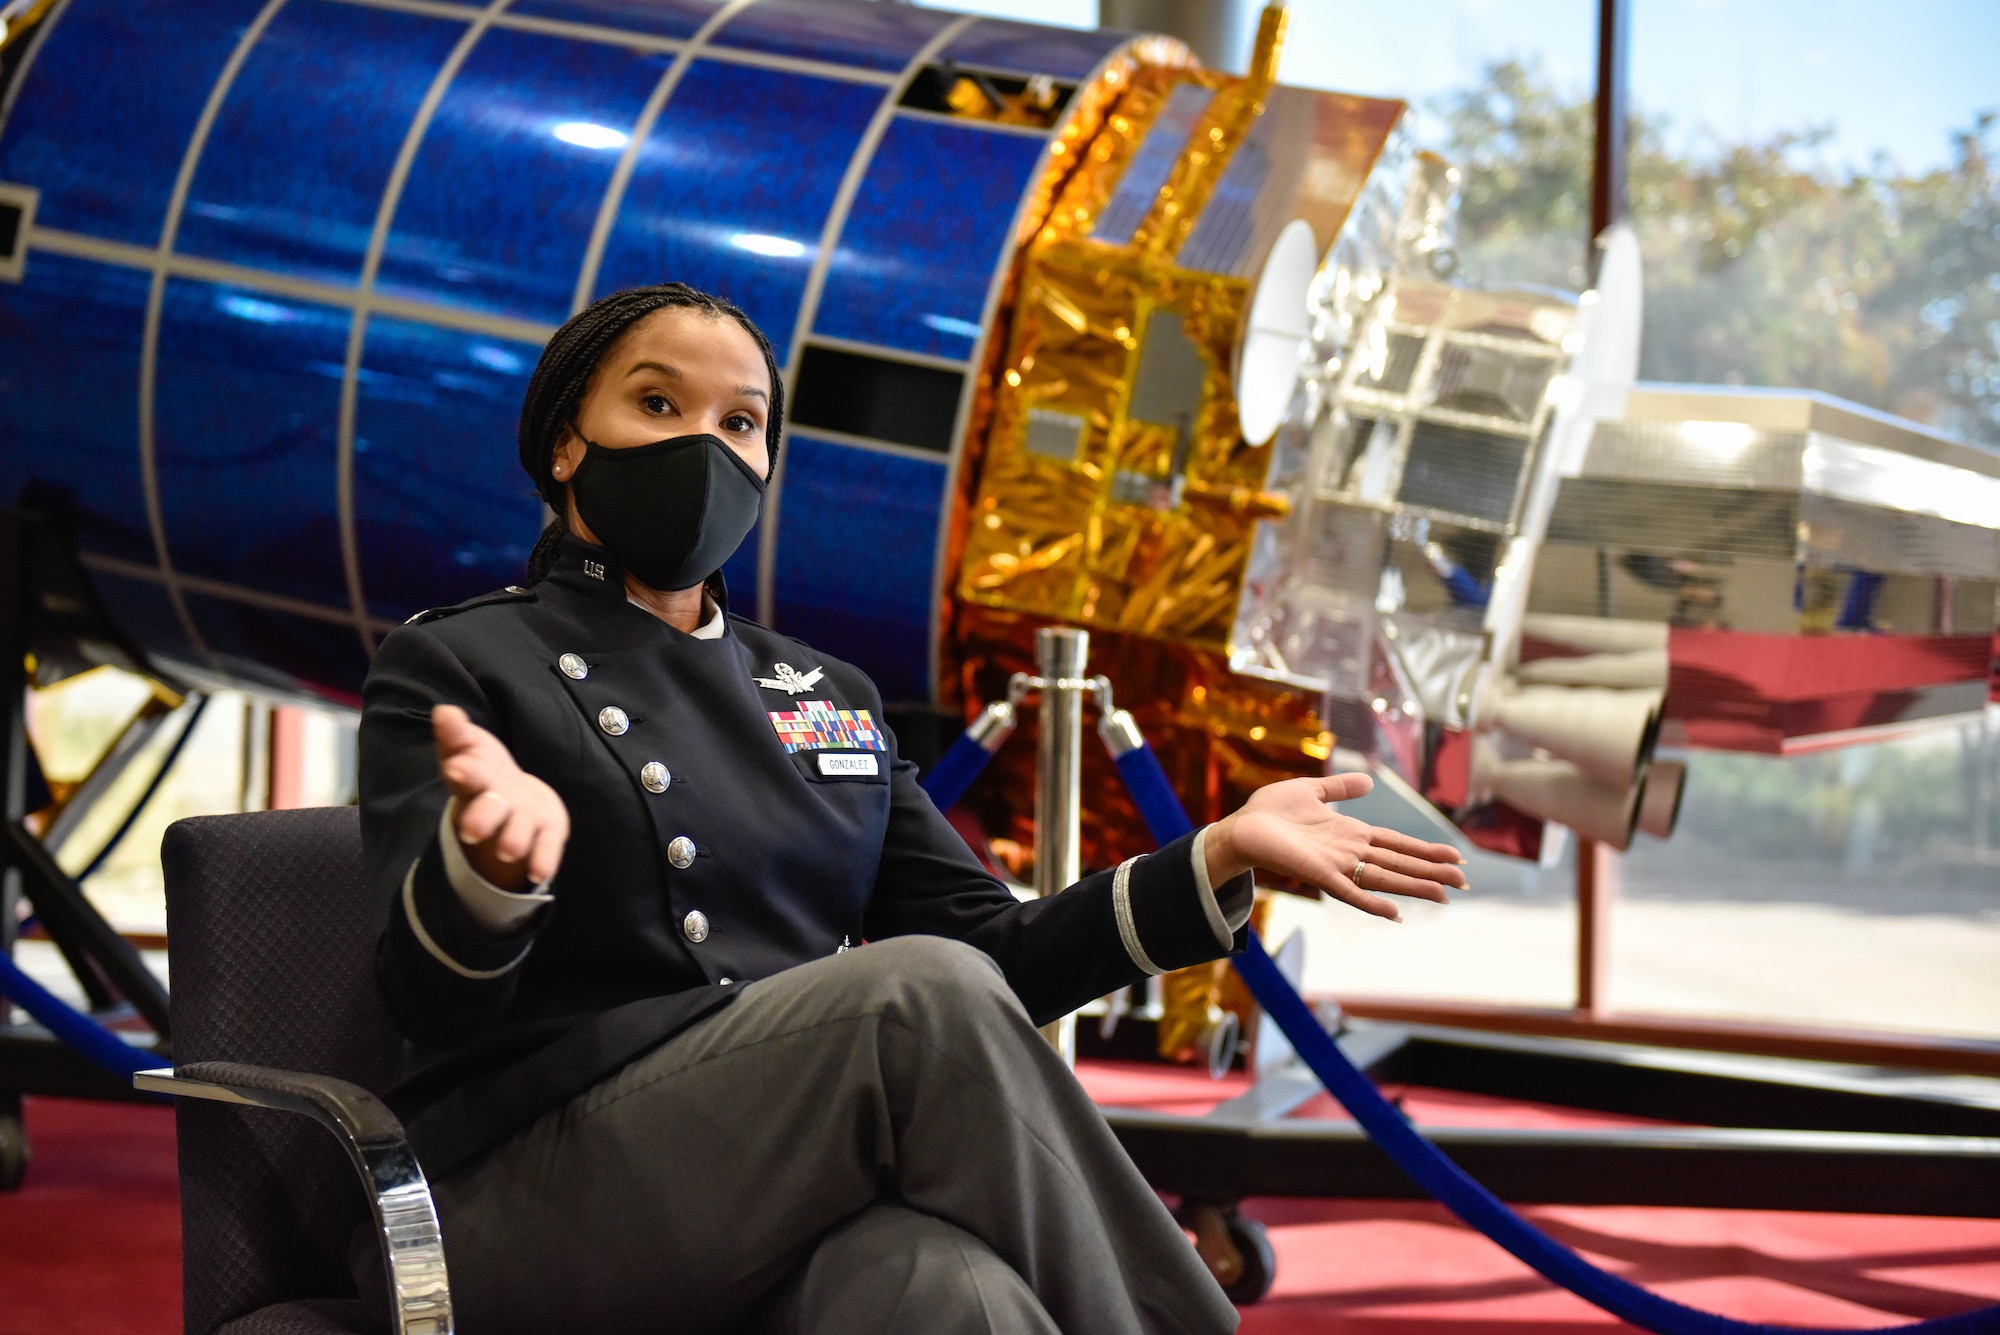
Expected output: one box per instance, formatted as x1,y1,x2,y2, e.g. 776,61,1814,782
583,559,605,581
754,662,825,695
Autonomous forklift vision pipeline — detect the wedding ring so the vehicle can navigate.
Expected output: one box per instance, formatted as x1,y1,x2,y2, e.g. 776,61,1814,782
1352,859,1369,888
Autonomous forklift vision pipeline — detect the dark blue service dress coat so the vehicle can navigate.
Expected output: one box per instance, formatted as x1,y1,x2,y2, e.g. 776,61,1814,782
360,536,1249,1176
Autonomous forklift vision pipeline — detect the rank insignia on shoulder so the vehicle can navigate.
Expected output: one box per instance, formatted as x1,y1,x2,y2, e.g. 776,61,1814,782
768,700,887,753
754,662,824,695
402,584,535,625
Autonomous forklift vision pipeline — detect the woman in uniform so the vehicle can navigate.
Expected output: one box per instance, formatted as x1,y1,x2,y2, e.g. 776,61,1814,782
358,282,1468,1335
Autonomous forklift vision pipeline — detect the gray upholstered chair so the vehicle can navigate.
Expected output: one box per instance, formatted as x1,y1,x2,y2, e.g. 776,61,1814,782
143,806,451,1335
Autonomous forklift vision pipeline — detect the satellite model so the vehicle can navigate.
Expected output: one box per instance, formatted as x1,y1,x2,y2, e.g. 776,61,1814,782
0,0,1993,875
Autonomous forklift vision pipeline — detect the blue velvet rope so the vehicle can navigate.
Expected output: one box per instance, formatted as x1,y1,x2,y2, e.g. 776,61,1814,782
1112,743,1196,851
1112,745,1186,843
1109,739,2000,1335
921,731,996,813
0,949,158,1078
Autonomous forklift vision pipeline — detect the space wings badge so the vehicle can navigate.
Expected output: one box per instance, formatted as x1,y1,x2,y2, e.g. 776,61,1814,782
754,661,824,694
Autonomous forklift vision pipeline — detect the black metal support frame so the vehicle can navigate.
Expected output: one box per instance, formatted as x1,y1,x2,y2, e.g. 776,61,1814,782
0,509,177,1188
1099,1019,2000,1223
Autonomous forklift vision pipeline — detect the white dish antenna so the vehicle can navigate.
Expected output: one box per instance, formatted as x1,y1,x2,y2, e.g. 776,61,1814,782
1235,217,1318,446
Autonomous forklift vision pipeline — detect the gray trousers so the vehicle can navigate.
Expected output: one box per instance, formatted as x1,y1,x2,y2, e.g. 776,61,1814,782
431,935,1239,1335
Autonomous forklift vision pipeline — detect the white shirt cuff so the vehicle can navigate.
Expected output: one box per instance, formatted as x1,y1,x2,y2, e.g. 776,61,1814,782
1191,825,1253,951
439,798,553,932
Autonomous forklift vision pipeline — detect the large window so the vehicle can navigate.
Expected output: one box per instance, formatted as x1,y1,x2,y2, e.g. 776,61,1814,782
1624,3,2000,1039
1618,725,2000,1039
1275,1,2000,447
1279,0,1598,291
1630,0,2000,446
1278,1,2000,1038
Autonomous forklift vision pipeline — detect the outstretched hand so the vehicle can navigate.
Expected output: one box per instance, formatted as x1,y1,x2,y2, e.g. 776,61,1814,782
1204,773,1466,921
432,704,569,892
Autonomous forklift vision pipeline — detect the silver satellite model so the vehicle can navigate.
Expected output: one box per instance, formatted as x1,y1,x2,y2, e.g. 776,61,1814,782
1230,171,2000,856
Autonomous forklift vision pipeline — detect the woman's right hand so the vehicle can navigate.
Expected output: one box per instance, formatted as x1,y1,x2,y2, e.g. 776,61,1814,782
432,704,569,893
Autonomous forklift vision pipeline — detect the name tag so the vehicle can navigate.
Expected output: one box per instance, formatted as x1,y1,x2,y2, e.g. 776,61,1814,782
818,753,879,777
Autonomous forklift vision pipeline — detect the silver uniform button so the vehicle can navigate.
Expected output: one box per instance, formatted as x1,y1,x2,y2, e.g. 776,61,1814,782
719,977,732,986
640,761,670,793
559,653,588,680
598,705,630,736
683,910,709,943
667,835,696,869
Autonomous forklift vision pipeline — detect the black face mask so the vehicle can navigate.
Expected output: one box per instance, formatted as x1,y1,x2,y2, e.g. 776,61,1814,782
568,432,766,592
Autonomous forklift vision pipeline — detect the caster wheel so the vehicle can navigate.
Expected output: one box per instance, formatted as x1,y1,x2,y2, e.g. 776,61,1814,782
1218,1217,1274,1305
0,1095,26,1192
1182,1203,1276,1305
1204,1008,1241,1080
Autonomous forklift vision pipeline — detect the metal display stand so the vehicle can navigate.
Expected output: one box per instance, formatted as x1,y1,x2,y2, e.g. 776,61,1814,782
929,626,2000,1306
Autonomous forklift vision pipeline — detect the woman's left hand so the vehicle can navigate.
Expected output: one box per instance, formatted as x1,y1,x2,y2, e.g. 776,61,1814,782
1204,772,1467,921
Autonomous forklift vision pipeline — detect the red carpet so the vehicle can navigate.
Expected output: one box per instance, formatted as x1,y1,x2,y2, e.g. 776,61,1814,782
0,1097,180,1335
3,1079,1998,1333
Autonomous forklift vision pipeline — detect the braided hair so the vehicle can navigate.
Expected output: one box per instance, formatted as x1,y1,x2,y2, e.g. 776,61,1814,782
518,282,785,584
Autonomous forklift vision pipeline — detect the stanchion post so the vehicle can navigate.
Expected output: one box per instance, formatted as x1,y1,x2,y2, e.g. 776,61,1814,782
1033,627,1089,1064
